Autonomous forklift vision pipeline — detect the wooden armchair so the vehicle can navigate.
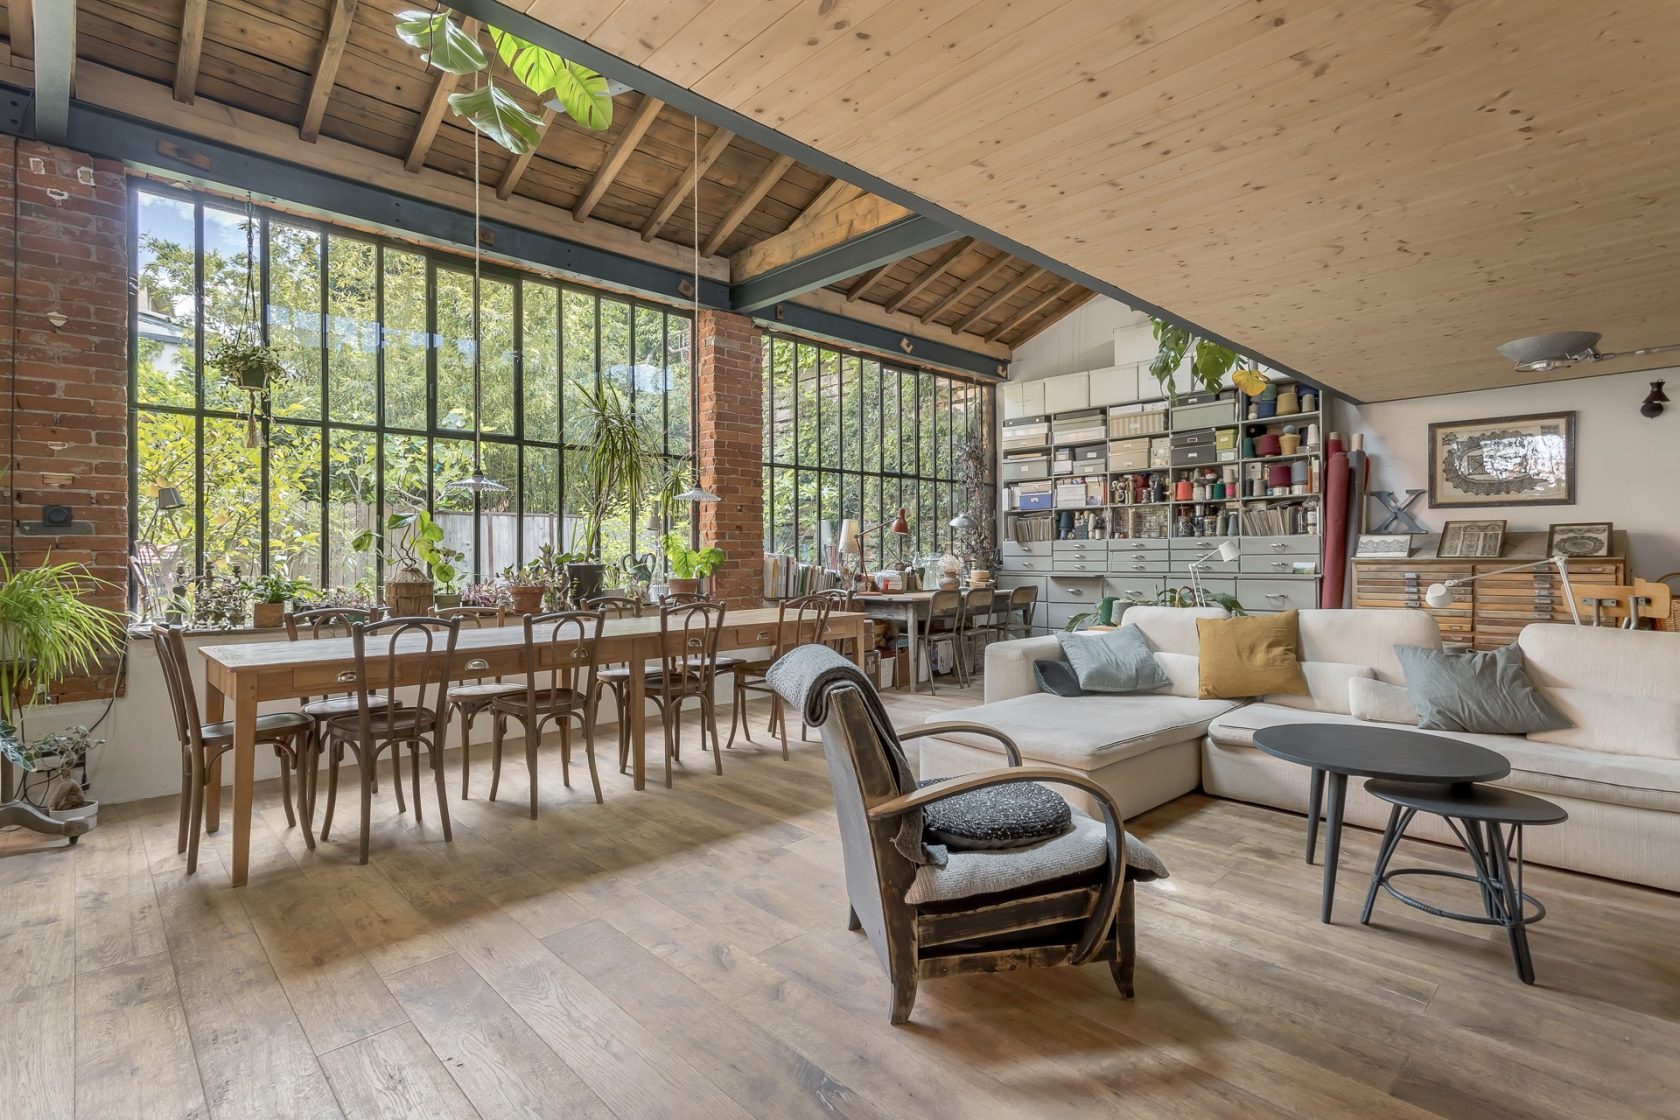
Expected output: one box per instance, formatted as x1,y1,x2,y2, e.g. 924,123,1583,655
806,681,1141,1024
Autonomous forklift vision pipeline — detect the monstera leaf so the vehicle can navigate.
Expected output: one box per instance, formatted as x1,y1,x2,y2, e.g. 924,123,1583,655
448,84,546,155
490,29,613,131
395,10,487,75
1232,366,1269,396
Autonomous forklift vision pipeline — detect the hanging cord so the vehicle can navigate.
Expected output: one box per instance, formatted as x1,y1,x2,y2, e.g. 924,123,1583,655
471,73,484,478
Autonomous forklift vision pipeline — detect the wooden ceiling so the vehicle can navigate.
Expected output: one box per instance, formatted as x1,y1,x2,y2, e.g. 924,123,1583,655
0,0,1100,358
507,0,1680,402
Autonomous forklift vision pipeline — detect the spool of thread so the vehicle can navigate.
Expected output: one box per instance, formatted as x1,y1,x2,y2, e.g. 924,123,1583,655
1212,480,1226,500
1241,436,1256,457
1277,386,1299,415
1291,460,1309,486
1279,433,1301,456
1256,399,1277,418
1301,390,1317,413
1268,463,1294,490
1259,383,1278,400
1326,431,1345,456
1305,423,1320,448
1256,433,1283,456
1175,476,1194,501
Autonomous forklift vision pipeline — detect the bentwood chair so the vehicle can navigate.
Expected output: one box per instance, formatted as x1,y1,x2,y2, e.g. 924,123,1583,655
435,605,523,799
958,587,1002,682
896,588,962,694
152,624,313,873
318,616,459,864
584,595,643,775
772,644,1154,1025
284,607,391,800
727,593,833,758
649,600,727,787
487,609,606,816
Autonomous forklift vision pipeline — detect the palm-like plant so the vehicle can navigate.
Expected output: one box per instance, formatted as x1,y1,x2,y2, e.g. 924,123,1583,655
0,556,126,721
569,378,659,559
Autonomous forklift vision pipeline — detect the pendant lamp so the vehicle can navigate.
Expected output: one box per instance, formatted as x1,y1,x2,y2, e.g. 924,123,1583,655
677,113,720,506
447,79,508,497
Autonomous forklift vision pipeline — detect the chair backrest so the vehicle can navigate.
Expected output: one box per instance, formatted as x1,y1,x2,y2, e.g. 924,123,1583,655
777,593,834,658
522,609,605,710
285,606,377,641
348,615,460,738
962,587,995,618
660,591,709,607
1009,584,1038,625
585,594,643,619
436,605,505,629
660,600,725,687
151,624,202,754
925,588,962,627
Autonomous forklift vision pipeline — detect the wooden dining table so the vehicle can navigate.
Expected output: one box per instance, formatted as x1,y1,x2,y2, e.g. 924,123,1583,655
199,607,872,887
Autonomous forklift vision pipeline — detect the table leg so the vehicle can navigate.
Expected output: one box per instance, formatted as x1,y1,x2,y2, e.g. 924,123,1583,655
1489,823,1536,985
629,654,647,792
230,675,257,888
1305,767,1325,865
204,681,225,833
1320,771,1348,924
1360,804,1413,925
904,606,919,693
850,619,869,672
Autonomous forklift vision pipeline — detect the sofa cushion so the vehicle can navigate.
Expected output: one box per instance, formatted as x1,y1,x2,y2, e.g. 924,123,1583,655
1266,661,1376,714
1196,611,1309,699
1395,644,1568,735
924,692,1239,770
1348,677,1420,725
1151,652,1202,699
917,775,1073,850
906,813,1169,904
1527,688,1680,759
1124,605,1229,656
1056,624,1169,693
1519,623,1680,696
1296,609,1442,683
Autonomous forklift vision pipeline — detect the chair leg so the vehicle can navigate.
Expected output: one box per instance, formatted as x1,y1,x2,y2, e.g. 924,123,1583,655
296,737,316,851
705,696,723,775
727,677,743,749
559,717,572,788
489,715,505,802
1112,880,1137,999
662,702,675,789
431,736,453,843
530,719,545,820
889,973,918,1026
409,740,423,822
581,712,603,805
775,695,790,761
391,743,407,815
924,637,938,697
459,708,473,800
277,751,297,828
357,748,374,865
185,752,206,875
321,742,341,841
176,754,190,855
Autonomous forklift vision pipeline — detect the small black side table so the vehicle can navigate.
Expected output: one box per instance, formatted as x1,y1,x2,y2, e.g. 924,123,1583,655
1251,725,1510,923
1361,779,1566,984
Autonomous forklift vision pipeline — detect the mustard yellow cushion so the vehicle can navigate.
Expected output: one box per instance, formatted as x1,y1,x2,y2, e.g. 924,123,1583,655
1196,611,1309,700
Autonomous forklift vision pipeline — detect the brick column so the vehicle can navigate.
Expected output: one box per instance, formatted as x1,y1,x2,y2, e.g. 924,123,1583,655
0,138,130,701
694,309,763,608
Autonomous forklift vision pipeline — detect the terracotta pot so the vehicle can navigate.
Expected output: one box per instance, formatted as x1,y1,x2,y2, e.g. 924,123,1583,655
433,592,462,610
508,585,546,615
385,577,435,618
250,601,285,629
665,577,702,599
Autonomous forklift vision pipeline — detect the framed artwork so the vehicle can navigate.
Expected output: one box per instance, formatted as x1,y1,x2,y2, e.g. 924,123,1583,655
1428,411,1576,507
1438,519,1506,559
1547,521,1614,558
1355,533,1414,559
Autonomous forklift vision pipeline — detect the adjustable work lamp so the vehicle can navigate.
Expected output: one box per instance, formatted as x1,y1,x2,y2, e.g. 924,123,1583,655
1188,539,1239,606
1424,555,1582,625
840,508,910,574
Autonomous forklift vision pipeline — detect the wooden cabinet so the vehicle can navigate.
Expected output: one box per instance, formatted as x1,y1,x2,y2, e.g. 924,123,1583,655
1001,379,1045,419
1042,372,1089,413
1351,532,1627,650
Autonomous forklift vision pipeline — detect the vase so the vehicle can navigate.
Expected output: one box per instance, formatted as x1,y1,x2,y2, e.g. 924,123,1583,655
250,602,285,629
665,577,701,599
508,585,545,615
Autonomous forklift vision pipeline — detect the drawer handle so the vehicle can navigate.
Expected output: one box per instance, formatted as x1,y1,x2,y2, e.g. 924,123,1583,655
1021,562,1036,569
1270,543,1288,552
1132,564,1146,571
1270,561,1290,569
336,670,358,684
755,630,772,641
1076,564,1089,571
1066,588,1085,596
1264,593,1288,601
686,637,704,649
464,658,490,672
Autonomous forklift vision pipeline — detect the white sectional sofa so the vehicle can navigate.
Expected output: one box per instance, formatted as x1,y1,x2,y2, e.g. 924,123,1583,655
919,607,1680,893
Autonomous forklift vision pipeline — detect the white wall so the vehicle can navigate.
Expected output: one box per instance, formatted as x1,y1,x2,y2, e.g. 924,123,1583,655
1011,296,1150,381
1345,365,1680,577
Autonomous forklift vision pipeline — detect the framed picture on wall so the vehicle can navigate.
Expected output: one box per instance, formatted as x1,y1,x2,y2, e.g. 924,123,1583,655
1438,519,1507,559
1547,521,1614,558
1427,411,1576,507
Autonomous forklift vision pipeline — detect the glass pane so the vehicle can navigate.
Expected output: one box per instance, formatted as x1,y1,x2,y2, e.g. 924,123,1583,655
382,247,429,431
202,204,260,413
880,366,900,474
481,277,516,438
796,344,820,472
267,422,321,587
521,282,560,442
521,444,560,565
381,433,429,520
134,410,197,613
325,428,378,595
134,192,197,410
770,337,795,465
600,298,631,394
474,442,518,581
326,235,378,425
666,313,691,455
435,268,474,431
859,358,880,475
633,305,664,455
902,370,922,477
818,348,840,468
201,416,263,578
267,224,322,420
840,355,860,472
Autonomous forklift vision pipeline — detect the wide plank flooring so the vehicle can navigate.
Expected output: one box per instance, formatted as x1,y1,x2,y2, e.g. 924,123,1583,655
2,680,1677,1120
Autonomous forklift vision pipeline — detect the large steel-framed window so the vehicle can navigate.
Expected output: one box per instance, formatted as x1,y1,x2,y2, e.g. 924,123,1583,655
129,183,693,610
761,333,993,566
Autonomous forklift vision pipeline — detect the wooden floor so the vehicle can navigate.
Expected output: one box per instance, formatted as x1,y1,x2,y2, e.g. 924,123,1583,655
3,679,1678,1120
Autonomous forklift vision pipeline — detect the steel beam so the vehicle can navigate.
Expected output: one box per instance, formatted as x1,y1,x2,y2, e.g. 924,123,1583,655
29,0,75,143
759,301,1005,381
732,215,953,313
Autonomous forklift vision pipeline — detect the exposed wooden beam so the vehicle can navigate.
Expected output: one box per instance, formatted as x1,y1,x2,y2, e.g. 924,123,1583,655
496,107,555,200
732,191,916,282
702,152,794,257
29,0,73,143
10,0,33,60
641,124,733,242
731,215,951,314
954,266,1046,335
404,17,478,172
884,236,975,314
299,0,359,143
919,251,1011,325
173,0,207,104
1006,288,1096,345
846,261,895,303
987,279,1079,343
573,95,665,222
797,179,863,224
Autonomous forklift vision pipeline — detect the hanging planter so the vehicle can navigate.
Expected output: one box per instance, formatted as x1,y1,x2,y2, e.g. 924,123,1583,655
210,198,295,446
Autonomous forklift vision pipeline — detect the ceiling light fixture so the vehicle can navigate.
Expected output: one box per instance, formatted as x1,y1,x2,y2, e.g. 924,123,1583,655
1496,331,1680,374
676,112,720,505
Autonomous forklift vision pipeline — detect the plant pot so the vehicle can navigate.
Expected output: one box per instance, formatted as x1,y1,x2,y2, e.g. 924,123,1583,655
508,585,546,615
229,366,268,392
665,577,701,598
385,575,435,618
433,592,462,610
250,602,285,629
50,800,98,829
565,561,607,602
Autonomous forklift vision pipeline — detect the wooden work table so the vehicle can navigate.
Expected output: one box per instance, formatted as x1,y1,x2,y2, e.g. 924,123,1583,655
200,607,871,886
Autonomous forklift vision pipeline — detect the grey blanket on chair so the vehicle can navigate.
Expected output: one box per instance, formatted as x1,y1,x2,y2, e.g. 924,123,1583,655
766,643,944,866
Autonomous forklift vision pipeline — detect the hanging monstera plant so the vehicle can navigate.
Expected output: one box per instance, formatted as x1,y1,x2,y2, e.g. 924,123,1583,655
1148,318,1246,402
395,8,614,154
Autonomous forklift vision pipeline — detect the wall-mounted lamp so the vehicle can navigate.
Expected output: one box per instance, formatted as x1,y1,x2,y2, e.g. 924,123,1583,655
1641,380,1668,419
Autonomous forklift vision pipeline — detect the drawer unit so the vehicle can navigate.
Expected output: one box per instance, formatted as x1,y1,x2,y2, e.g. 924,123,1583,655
1108,556,1173,576
1240,578,1319,612
1052,539,1105,563
1001,414,1050,451
1240,553,1320,576
994,573,1048,598
1107,437,1151,470
1108,536,1171,554
1239,534,1322,556
1168,551,1239,577
1170,398,1239,428
1047,574,1105,604
1001,539,1053,564
1104,575,1168,604
1001,454,1050,482
1046,603,1098,631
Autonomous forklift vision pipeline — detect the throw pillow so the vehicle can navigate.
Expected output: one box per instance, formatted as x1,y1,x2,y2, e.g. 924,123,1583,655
1348,677,1420,725
916,776,1074,851
1195,611,1309,700
1054,624,1170,694
1151,651,1202,698
1033,660,1085,697
1393,644,1570,735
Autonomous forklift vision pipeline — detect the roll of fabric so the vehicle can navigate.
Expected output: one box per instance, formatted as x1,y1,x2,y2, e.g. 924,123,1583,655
1321,450,1350,608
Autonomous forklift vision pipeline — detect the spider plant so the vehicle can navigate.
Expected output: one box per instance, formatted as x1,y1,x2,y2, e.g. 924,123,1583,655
568,378,659,561
0,556,126,721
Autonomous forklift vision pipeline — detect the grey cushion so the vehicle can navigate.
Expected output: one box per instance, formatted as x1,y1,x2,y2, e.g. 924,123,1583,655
917,775,1074,850
1033,659,1085,697
1055,624,1170,693
904,812,1170,904
1394,643,1570,735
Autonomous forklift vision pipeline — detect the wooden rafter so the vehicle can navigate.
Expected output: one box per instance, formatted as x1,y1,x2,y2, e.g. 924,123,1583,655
496,107,555,200
797,179,862,224
954,266,1045,334
919,251,1011,325
884,236,975,314
642,124,733,241
845,261,895,302
732,191,916,282
702,153,794,257
1011,288,1096,344
404,17,478,172
10,0,33,60
299,0,359,143
173,0,207,103
987,279,1079,343
574,95,665,222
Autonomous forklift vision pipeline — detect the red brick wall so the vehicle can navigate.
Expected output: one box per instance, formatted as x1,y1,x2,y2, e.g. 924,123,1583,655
694,309,763,608
0,138,130,702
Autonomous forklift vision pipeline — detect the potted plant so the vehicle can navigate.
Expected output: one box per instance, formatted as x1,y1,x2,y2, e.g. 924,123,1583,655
661,532,725,599
501,563,548,616
1147,318,1242,403
352,511,452,617
25,726,105,829
568,379,658,601
427,540,467,609
244,571,312,629
211,332,290,394
0,556,125,718
461,581,512,610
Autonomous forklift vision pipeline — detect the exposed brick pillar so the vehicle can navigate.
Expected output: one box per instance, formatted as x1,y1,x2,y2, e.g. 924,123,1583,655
694,308,763,608
0,138,130,701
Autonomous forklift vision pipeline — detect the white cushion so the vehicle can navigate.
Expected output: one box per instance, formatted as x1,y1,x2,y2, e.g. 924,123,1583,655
1122,605,1228,656
924,692,1238,770
907,811,1108,904
1295,609,1442,683
1152,652,1201,699
1519,623,1680,696
1527,688,1680,759
1265,661,1375,714
1349,677,1420,725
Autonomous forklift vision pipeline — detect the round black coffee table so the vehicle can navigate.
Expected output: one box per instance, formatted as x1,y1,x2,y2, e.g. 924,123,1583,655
1251,725,1510,923
1361,780,1566,984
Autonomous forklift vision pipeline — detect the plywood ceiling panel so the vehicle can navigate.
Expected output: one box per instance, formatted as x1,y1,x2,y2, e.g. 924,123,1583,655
520,0,1680,400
